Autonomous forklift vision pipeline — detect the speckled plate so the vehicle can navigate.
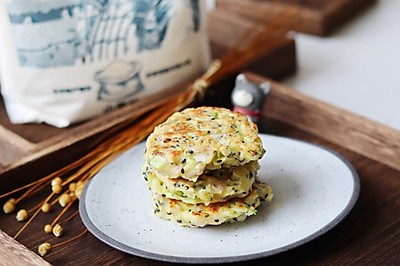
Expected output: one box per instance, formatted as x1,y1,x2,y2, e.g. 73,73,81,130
79,134,360,264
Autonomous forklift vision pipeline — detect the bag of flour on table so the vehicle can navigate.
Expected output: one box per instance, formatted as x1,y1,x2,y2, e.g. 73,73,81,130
0,0,211,127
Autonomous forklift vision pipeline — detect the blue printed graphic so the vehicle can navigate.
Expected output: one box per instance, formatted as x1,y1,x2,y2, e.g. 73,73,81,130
6,0,200,68
95,60,143,102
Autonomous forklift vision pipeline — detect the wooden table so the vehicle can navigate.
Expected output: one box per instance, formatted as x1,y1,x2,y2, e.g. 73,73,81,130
1,72,399,265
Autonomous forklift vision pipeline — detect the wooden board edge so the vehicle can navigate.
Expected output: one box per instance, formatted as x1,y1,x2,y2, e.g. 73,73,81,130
216,0,376,36
216,0,324,35
244,72,400,172
0,229,50,266
0,125,36,166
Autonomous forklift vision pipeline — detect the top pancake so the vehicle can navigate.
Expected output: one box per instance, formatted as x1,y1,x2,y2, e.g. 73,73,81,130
144,106,265,181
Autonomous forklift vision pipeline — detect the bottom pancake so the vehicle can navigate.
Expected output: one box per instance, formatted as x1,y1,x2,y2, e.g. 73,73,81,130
151,182,273,228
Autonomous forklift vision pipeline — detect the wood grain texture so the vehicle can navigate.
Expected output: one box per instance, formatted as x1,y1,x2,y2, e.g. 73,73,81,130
245,72,400,172
0,117,399,265
216,0,376,36
1,73,399,265
0,229,50,266
0,125,36,166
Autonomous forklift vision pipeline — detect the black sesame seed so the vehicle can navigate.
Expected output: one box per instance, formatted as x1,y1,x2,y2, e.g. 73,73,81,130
167,212,172,215
181,168,185,174
214,219,219,222
177,220,182,223
189,150,194,154
181,158,186,163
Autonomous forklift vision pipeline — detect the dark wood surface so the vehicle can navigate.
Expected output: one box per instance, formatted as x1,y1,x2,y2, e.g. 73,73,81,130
1,116,399,265
1,73,400,265
216,0,376,36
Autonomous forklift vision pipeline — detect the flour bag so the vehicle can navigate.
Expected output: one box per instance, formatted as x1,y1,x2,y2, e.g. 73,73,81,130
0,0,211,127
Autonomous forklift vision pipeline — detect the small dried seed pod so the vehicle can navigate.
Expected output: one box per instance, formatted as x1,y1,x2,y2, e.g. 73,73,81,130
69,182,77,192
51,177,62,186
16,209,29,222
3,201,15,214
75,187,83,200
52,224,64,237
38,243,52,256
59,194,72,207
69,191,76,199
75,181,87,200
52,184,63,194
44,224,53,234
8,198,16,204
41,203,51,213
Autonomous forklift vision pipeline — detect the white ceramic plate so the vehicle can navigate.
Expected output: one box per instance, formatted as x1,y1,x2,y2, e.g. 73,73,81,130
79,134,360,263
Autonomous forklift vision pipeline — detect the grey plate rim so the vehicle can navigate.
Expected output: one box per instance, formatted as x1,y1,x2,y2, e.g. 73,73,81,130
79,134,360,264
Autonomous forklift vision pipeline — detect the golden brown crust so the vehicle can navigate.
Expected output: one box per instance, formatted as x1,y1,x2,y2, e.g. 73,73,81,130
151,182,273,227
144,107,265,181
145,161,260,205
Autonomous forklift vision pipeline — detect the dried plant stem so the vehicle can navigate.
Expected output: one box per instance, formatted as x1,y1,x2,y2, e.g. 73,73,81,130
16,180,52,205
0,174,52,199
59,210,79,225
52,95,189,190
50,199,76,227
14,192,55,239
52,228,88,248
14,208,41,240
27,198,46,214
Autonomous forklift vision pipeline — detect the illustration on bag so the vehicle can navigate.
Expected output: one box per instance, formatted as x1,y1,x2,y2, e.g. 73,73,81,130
95,60,143,101
6,0,200,102
6,0,200,67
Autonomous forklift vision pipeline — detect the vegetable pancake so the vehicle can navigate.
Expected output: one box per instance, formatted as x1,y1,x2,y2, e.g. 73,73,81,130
151,182,273,228
144,107,265,182
145,161,259,205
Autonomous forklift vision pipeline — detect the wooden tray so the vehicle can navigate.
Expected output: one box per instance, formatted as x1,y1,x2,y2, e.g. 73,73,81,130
0,8,297,194
216,0,376,36
1,72,399,265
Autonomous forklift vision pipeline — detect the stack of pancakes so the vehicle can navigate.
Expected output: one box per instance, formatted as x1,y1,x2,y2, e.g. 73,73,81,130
143,107,273,227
